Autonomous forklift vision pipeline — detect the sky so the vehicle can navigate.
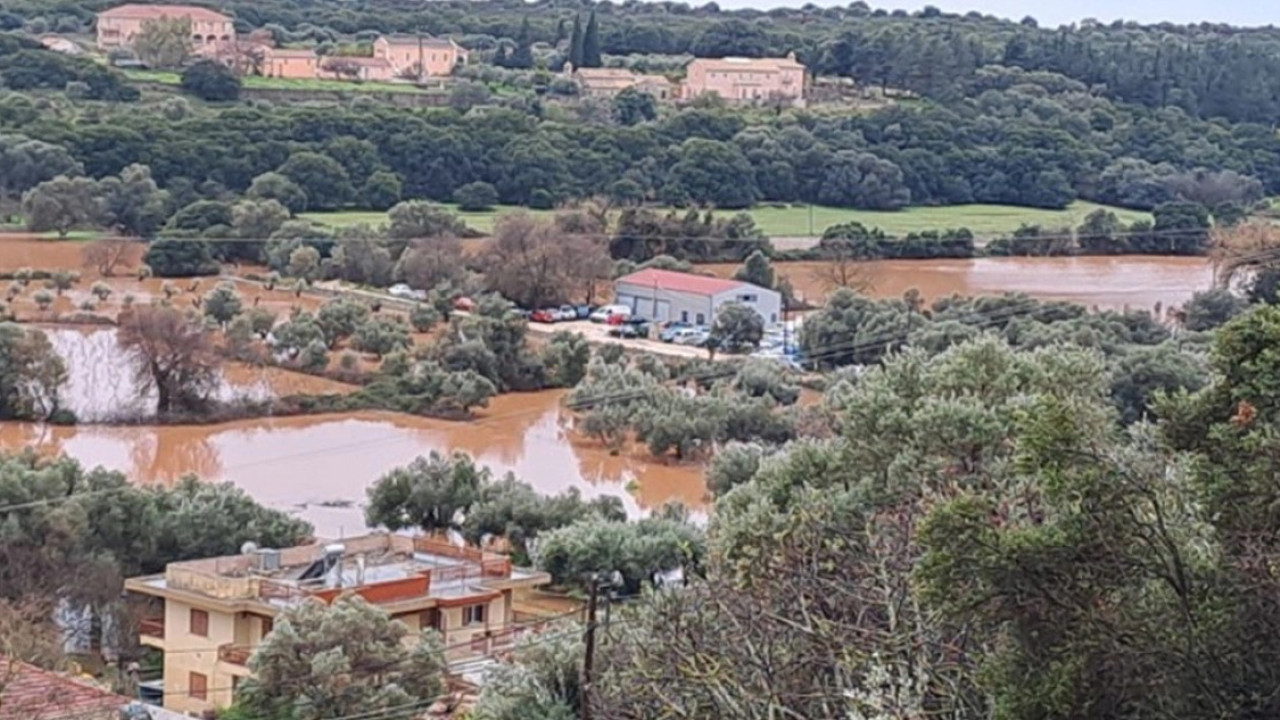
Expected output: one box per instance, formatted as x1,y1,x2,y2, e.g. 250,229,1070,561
712,0,1276,28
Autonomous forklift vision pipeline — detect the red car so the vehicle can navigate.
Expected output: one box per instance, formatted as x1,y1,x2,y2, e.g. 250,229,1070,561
530,308,558,323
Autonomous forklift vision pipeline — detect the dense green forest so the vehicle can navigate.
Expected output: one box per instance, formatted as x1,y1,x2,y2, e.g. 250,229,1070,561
2,45,1276,220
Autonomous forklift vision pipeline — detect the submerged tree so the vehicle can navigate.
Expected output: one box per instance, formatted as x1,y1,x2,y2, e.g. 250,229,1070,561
117,305,217,415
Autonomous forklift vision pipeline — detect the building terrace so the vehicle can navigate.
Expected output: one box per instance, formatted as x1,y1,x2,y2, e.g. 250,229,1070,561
125,532,551,714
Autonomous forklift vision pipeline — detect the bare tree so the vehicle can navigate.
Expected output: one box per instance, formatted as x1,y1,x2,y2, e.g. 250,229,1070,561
81,237,135,277
485,213,611,308
1211,220,1280,289
117,305,218,415
394,236,466,289
811,242,875,294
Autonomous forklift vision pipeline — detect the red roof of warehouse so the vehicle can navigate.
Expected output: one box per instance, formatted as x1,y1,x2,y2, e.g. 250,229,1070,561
98,4,231,22
0,660,133,720
614,268,749,296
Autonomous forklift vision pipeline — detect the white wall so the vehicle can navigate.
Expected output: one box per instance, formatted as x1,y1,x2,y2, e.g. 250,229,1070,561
711,285,782,327
614,283,716,325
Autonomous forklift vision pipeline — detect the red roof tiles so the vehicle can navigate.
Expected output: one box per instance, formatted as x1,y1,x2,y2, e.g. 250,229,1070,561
0,660,132,720
615,268,749,297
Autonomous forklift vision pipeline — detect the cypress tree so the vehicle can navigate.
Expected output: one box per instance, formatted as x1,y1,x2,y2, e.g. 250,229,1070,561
568,13,584,69
511,17,534,69
582,10,602,68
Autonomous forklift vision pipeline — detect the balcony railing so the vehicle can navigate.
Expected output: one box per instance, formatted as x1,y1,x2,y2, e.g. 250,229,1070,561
218,644,253,666
139,618,165,638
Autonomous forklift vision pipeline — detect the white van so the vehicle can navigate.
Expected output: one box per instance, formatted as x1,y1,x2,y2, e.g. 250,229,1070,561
589,304,632,323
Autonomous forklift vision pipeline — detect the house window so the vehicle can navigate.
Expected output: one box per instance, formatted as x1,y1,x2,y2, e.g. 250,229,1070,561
695,313,705,325
421,608,442,631
462,604,487,626
738,294,758,303
771,313,778,323
680,310,688,323
189,672,208,701
260,616,274,638
189,608,209,637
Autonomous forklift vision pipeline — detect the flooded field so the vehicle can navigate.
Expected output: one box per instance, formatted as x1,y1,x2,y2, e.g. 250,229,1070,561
701,255,1216,313
5,391,705,536
43,327,353,421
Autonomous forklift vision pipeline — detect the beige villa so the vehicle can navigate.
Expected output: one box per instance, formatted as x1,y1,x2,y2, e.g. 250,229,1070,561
230,33,465,82
124,533,552,715
96,3,235,51
681,52,806,104
373,35,469,79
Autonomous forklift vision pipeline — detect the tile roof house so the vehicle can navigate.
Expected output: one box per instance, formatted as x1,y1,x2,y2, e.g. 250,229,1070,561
681,53,806,105
96,4,235,51
613,268,782,326
0,659,134,720
568,66,675,100
373,35,469,79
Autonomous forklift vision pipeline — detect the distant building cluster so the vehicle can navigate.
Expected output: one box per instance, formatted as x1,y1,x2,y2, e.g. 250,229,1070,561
93,3,805,100
570,52,807,106
95,4,467,81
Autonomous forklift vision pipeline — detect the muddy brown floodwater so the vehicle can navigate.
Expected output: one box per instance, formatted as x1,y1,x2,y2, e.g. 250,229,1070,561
3,391,707,537
701,256,1216,313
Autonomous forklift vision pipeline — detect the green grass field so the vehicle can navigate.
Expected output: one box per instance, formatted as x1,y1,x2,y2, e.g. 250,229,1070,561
125,69,427,94
305,201,1150,238
302,206,556,234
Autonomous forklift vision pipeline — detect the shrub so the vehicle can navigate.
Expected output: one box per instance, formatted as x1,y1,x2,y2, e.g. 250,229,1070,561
453,181,499,212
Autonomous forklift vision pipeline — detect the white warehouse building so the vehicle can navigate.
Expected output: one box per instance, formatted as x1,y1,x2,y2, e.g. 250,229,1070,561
613,268,782,327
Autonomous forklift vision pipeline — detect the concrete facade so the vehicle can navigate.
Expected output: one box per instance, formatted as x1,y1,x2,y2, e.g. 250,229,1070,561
125,533,551,716
96,4,234,51
614,268,782,327
681,53,805,104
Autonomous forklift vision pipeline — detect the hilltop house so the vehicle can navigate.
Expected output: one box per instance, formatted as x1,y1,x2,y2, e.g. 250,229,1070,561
224,33,465,81
567,65,675,100
681,53,806,105
613,268,781,326
96,4,235,51
373,35,469,79
124,533,552,715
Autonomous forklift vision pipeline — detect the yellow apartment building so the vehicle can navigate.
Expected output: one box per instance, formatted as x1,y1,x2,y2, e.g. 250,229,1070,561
124,533,551,716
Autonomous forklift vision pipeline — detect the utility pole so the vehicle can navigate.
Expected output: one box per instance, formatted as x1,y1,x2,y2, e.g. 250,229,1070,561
580,573,601,720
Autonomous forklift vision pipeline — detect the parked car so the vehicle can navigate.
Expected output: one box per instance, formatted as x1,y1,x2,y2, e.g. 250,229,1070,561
664,327,705,345
574,305,594,319
530,308,558,323
673,328,710,346
388,283,427,301
556,305,580,321
590,304,631,323
608,319,651,339
659,322,692,342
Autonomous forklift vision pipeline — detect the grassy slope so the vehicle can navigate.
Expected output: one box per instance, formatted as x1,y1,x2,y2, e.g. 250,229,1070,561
304,201,1151,238
125,69,428,94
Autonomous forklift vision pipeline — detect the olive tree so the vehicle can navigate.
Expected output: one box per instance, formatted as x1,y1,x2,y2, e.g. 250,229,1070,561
236,595,446,720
